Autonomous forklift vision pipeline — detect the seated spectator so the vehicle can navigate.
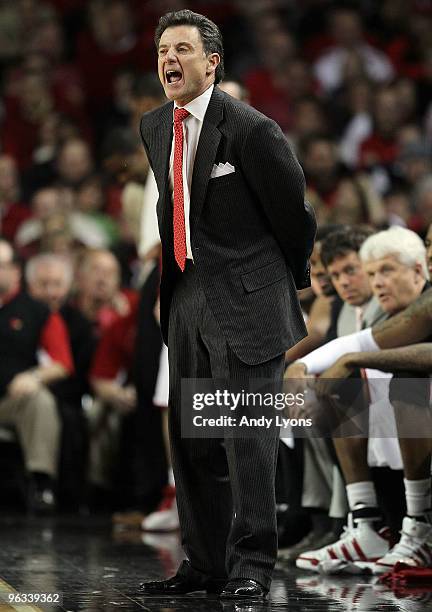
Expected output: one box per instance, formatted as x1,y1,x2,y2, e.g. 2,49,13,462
358,86,402,172
0,239,73,512
15,186,111,258
396,142,432,195
243,23,297,131
20,113,84,201
290,97,330,149
299,134,348,209
314,7,394,95
299,134,385,226
88,297,138,498
337,79,373,168
26,252,97,510
326,175,386,227
1,70,55,170
89,258,167,515
76,0,153,118
75,248,137,338
56,138,94,189
128,72,166,137
39,211,75,256
382,187,412,228
218,79,250,103
15,186,62,258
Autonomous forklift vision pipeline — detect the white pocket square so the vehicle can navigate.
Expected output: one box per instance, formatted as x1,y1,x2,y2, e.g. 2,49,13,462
210,162,235,179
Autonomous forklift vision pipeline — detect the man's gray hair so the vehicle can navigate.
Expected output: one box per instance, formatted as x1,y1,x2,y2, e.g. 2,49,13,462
359,226,429,279
25,253,74,288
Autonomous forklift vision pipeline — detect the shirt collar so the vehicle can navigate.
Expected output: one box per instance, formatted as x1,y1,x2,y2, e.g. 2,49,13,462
174,84,214,122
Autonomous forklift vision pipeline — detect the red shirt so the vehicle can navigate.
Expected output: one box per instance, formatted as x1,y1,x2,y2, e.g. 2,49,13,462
359,134,399,169
90,300,138,380
92,289,139,338
40,312,74,374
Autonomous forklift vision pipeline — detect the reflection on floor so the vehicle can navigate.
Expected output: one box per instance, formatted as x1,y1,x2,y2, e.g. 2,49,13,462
0,515,430,611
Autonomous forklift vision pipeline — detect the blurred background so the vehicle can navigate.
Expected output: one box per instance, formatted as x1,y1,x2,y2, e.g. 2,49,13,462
0,0,431,521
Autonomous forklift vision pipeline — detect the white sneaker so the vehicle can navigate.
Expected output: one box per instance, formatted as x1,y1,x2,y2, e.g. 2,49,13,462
373,516,432,574
296,513,391,572
141,500,180,532
278,530,337,563
141,486,180,532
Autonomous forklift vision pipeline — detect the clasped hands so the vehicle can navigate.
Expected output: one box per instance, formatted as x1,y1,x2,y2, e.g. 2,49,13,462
283,356,355,423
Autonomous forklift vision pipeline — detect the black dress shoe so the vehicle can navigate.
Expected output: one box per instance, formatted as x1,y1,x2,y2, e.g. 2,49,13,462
220,579,269,599
28,485,56,515
139,575,225,595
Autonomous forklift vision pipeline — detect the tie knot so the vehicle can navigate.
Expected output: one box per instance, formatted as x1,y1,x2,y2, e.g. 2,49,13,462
174,108,189,124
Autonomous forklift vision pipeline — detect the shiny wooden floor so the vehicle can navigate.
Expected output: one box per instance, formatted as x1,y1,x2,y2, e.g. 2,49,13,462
0,515,429,612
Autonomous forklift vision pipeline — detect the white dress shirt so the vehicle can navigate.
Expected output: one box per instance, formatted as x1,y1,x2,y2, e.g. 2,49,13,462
170,84,214,260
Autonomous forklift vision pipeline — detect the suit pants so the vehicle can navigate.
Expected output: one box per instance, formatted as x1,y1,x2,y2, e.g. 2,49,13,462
168,262,284,590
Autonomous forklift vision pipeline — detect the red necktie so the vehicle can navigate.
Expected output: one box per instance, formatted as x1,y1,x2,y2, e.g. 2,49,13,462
173,108,190,271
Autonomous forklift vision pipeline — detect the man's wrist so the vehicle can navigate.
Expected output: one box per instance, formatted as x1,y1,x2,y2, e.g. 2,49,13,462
341,353,358,368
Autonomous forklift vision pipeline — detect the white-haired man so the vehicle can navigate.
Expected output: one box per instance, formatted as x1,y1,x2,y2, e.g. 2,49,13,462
0,242,74,513
26,253,97,509
286,226,431,572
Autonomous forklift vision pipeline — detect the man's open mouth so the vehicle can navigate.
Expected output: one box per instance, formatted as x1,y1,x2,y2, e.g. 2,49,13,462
166,70,182,84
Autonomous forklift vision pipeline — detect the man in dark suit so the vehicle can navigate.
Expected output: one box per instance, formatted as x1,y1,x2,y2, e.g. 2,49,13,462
139,9,316,600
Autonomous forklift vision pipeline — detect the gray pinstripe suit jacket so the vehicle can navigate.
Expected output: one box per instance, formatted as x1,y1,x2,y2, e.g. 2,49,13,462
140,86,316,365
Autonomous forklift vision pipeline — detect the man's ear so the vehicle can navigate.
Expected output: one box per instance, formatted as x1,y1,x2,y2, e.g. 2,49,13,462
207,53,220,77
415,262,426,282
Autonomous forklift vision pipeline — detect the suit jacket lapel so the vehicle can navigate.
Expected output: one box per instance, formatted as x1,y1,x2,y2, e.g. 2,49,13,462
146,102,173,227
189,87,224,233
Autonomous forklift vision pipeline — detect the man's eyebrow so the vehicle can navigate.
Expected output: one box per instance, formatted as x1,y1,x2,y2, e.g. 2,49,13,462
159,41,194,48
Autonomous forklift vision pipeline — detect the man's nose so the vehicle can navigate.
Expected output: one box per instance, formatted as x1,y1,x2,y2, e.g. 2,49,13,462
372,274,382,288
339,273,350,286
166,47,177,62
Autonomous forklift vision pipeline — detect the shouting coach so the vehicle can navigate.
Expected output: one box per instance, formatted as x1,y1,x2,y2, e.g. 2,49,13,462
139,9,316,600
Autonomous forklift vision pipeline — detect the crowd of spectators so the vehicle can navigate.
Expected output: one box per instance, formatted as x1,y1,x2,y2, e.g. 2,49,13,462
1,0,432,571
